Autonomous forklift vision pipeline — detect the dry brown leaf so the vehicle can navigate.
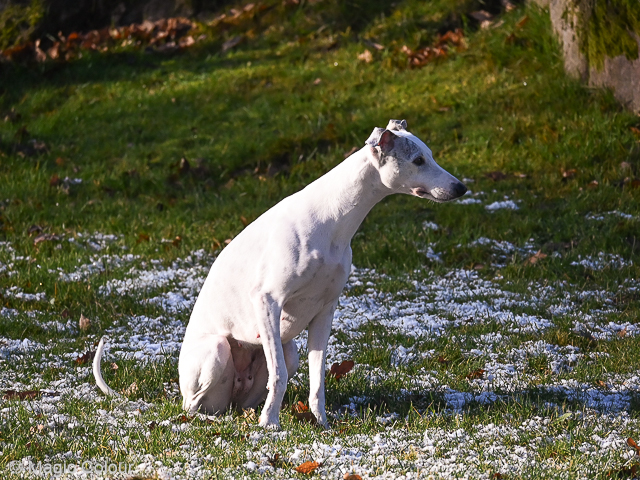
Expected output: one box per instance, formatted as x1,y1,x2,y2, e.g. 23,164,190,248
79,313,91,331
3,389,41,400
293,401,309,413
344,474,363,480
466,369,485,380
137,233,150,243
293,411,318,424
328,360,354,380
628,437,640,455
629,126,640,136
30,424,45,434
295,461,320,474
75,350,95,365
516,15,530,28
525,250,547,265
358,49,373,63
485,170,510,181
618,327,628,338
123,382,138,396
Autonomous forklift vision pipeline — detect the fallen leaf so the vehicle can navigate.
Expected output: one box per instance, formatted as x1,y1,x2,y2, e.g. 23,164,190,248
293,401,309,413
27,224,43,235
628,437,640,455
618,327,628,338
75,350,95,365
178,157,190,175
79,313,91,331
587,180,599,189
240,216,249,226
485,170,509,181
50,174,62,186
596,380,608,389
123,383,138,395
470,10,494,29
29,424,45,434
344,474,363,480
363,39,384,50
137,233,150,243
630,126,640,136
33,233,61,246
3,390,41,400
525,250,547,265
268,453,283,468
516,15,530,28
328,360,354,380
466,369,485,380
222,35,244,52
295,461,320,474
179,35,195,48
435,356,450,367
293,410,318,424
172,236,182,247
358,49,373,63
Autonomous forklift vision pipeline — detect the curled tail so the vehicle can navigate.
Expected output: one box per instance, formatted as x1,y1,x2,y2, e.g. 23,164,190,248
93,337,121,397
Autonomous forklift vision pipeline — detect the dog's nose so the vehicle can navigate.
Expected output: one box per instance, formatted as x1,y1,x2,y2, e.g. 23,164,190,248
453,182,467,198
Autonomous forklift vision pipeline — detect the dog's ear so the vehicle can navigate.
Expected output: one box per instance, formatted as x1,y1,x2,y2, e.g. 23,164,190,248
386,119,407,131
376,129,397,154
366,127,386,147
366,128,397,160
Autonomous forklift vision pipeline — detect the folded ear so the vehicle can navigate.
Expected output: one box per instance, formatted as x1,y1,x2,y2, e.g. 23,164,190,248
386,119,407,131
366,127,386,147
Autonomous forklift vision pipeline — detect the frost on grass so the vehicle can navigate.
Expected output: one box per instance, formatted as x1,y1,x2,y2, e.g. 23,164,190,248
1,240,640,479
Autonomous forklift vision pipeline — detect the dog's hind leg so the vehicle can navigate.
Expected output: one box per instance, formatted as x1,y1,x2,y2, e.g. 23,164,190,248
179,334,234,415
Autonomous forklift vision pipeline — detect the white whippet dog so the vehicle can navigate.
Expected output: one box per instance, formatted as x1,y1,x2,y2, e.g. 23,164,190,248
93,119,467,429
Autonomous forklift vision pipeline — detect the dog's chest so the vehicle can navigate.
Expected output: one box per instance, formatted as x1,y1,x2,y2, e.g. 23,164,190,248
279,260,348,341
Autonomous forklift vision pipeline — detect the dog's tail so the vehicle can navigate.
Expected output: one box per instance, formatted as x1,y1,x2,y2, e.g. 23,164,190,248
93,337,121,397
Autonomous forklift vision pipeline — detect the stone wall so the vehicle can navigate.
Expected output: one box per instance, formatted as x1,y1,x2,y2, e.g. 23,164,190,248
533,0,640,114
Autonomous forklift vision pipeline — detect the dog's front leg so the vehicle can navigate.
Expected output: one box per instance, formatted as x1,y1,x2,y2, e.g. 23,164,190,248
252,292,286,429
307,301,337,428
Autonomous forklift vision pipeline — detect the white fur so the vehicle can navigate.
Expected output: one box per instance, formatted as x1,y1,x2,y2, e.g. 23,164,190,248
93,120,466,429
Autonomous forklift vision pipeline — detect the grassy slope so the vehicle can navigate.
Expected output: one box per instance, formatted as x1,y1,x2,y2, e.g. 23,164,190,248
1,0,640,478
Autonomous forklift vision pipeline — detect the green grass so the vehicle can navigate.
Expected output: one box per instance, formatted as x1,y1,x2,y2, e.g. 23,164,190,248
1,0,640,478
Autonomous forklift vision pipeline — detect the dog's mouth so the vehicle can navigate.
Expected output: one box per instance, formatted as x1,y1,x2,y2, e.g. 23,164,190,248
411,187,441,202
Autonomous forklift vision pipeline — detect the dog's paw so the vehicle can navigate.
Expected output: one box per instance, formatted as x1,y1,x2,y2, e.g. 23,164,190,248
258,415,280,430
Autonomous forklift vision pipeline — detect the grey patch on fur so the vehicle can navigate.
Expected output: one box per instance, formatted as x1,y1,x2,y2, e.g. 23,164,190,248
386,119,408,131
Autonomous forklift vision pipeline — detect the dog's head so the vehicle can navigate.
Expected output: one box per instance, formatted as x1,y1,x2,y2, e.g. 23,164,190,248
366,119,467,202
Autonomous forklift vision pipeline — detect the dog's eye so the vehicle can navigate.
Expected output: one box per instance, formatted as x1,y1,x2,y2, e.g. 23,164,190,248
413,156,425,166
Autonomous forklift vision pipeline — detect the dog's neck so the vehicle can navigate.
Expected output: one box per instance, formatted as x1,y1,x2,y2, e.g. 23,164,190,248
302,146,392,246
